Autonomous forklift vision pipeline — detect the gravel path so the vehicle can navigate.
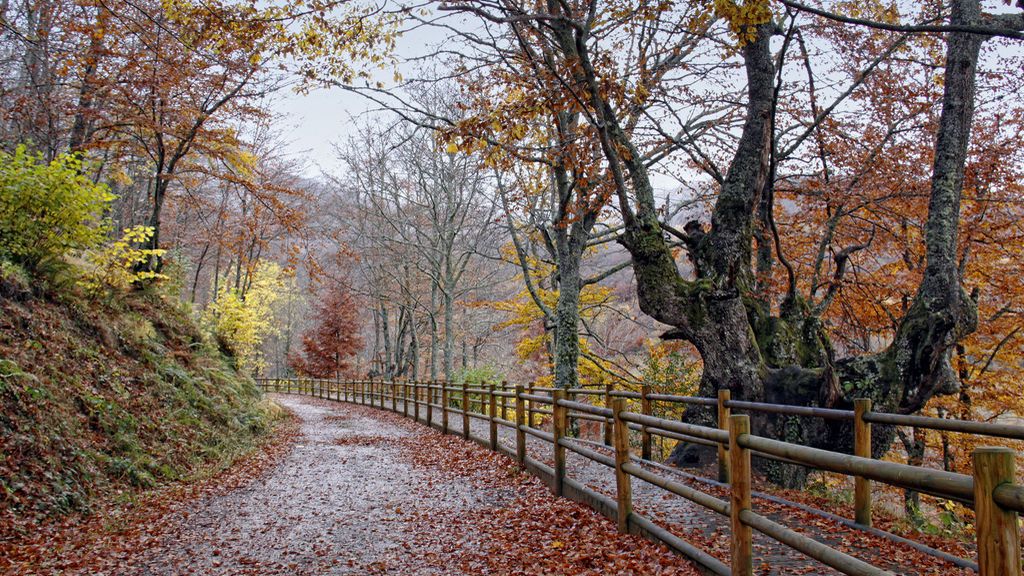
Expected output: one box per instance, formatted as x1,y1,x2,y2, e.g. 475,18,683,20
123,395,472,575
113,394,701,576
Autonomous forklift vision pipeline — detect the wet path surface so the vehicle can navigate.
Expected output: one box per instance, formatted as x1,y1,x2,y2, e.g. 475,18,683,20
118,394,701,576
125,395,461,574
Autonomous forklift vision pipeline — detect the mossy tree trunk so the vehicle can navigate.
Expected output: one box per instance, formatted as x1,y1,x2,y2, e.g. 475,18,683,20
572,6,1003,485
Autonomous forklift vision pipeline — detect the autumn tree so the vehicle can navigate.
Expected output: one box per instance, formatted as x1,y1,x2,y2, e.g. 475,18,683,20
0,0,399,275
428,0,1024,484
290,284,363,378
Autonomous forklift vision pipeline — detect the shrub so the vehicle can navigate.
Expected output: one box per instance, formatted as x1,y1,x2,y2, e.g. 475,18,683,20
201,261,284,374
452,365,504,386
79,226,166,296
0,145,113,271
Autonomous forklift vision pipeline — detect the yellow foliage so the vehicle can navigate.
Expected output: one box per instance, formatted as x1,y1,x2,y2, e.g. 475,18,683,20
202,260,287,374
713,0,771,44
79,226,167,295
488,241,621,387
0,145,113,270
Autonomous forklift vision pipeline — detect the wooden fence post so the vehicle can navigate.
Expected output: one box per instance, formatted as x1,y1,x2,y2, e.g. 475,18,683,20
527,382,535,428
414,381,421,423
718,389,731,483
462,380,470,439
287,378,291,394
974,447,1021,576
515,385,526,465
489,384,498,450
641,384,652,461
612,398,632,534
500,380,508,422
604,383,613,447
552,389,567,497
442,382,450,434
854,398,873,526
729,414,752,576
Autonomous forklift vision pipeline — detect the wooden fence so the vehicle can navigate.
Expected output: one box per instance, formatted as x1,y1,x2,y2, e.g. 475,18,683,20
255,377,1024,576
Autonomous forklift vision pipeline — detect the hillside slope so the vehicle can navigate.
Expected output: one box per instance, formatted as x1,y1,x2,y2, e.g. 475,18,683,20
0,270,279,538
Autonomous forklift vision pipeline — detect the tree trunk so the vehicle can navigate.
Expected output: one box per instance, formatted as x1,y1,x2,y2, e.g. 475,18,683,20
143,177,169,272
553,232,582,390
443,285,454,380
588,3,990,486
430,281,439,380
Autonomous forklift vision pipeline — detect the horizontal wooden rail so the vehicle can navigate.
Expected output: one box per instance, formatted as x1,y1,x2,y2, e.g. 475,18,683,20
619,411,729,444
864,411,1024,441
739,433,975,502
994,483,1024,513
556,398,614,418
256,377,1023,576
558,437,616,468
726,399,854,421
622,461,729,516
738,509,892,576
648,393,718,406
520,393,554,404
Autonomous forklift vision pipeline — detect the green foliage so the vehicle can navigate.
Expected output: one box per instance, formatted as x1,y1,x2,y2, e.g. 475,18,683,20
79,226,166,295
451,365,505,386
641,341,698,396
0,258,31,298
202,261,286,374
0,145,113,271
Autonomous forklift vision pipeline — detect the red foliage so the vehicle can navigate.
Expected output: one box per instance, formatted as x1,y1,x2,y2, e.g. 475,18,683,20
289,285,362,377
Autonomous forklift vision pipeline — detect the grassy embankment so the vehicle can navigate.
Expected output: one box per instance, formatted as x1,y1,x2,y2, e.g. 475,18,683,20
0,264,282,539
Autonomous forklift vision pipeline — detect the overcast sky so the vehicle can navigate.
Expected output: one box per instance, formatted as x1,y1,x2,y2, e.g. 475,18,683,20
271,86,364,177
